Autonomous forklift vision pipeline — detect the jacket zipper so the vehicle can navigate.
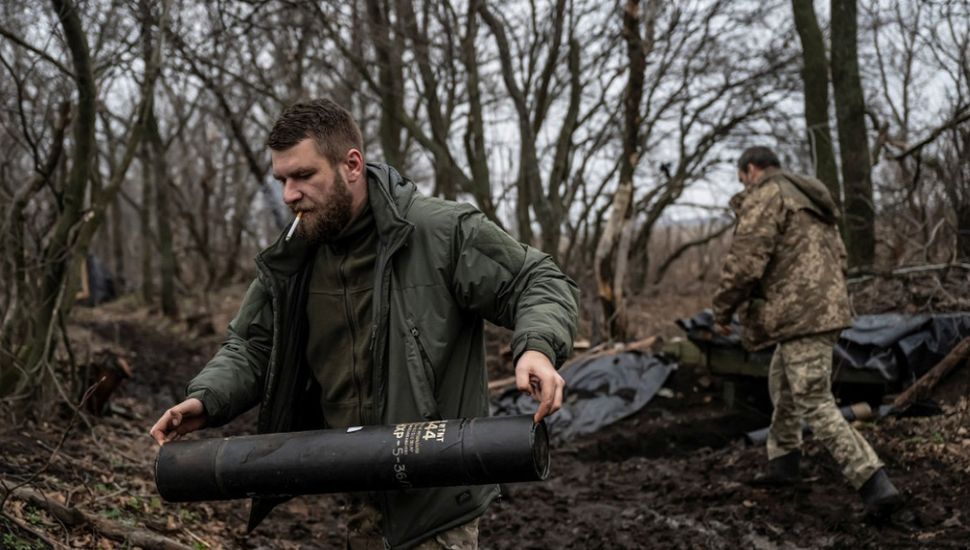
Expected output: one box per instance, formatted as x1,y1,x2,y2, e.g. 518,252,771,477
371,225,413,424
409,325,437,395
338,252,364,425
360,169,416,543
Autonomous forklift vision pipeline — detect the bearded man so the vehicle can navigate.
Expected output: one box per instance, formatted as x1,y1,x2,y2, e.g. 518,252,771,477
150,99,579,549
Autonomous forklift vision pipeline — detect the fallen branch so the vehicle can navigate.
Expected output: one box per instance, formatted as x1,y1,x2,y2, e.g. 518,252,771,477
4,487,193,550
578,336,661,361
1,509,69,549
892,336,970,412
847,262,970,285
0,379,102,512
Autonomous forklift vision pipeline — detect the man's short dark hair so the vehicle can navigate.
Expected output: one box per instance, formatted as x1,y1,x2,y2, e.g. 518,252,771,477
266,99,364,165
737,146,781,172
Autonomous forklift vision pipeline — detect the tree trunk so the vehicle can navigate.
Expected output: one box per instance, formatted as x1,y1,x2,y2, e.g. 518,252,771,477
142,1,178,318
594,0,646,342
956,205,970,261
110,196,126,292
515,172,534,246
198,157,218,291
945,126,970,261
547,37,582,260
140,143,156,305
830,0,875,268
13,0,98,393
147,112,178,318
365,0,405,167
461,0,496,221
218,183,258,287
791,0,842,216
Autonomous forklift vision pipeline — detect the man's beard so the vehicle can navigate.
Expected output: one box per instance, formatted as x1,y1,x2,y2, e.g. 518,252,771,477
297,171,354,244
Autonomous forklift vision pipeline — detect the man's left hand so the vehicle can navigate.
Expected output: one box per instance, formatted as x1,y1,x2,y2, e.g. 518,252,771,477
713,323,733,337
514,350,564,424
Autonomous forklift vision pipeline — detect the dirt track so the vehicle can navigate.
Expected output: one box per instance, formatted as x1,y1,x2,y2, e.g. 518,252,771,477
3,310,969,549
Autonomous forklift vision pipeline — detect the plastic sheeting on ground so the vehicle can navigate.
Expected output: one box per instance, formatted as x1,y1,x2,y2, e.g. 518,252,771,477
678,310,970,384
838,314,970,383
492,352,675,440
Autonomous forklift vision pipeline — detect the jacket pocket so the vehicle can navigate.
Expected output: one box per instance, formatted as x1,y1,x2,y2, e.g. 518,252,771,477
405,323,441,420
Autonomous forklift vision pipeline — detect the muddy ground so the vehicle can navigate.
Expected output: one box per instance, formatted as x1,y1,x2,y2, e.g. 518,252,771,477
2,292,970,549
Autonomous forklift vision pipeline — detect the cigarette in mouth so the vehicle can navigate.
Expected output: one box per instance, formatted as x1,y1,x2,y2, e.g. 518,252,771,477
285,212,302,242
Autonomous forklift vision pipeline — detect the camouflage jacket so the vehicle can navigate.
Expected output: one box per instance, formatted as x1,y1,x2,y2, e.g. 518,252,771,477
713,168,852,350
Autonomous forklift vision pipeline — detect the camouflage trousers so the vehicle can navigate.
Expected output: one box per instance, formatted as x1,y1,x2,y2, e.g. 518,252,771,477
345,500,479,550
766,331,883,489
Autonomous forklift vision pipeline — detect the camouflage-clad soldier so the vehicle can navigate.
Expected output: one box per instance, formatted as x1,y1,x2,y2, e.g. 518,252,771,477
712,146,903,515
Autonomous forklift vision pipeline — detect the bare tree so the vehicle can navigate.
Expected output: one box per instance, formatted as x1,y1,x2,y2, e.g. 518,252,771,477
141,0,178,317
594,0,651,341
831,0,875,267
9,0,100,399
1,0,158,403
864,0,970,264
791,0,841,213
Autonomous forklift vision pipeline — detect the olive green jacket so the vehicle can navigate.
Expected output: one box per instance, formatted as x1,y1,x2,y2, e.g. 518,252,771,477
185,163,579,548
713,168,852,351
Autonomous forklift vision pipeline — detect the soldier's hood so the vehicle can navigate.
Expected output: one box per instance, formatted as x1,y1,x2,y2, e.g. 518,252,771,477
777,171,840,223
751,168,839,224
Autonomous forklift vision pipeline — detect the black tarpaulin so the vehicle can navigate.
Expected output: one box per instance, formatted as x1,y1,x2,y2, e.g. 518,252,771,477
492,352,674,440
678,310,970,384
838,313,970,383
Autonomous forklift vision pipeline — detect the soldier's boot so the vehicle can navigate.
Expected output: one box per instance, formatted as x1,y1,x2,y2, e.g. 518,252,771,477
749,451,801,486
858,468,903,516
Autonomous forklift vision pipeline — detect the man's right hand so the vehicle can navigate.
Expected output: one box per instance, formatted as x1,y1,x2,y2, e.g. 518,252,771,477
150,398,208,446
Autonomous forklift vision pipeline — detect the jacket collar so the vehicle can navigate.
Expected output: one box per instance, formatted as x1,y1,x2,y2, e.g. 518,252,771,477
364,162,415,248
729,166,782,215
752,166,781,188
256,162,415,278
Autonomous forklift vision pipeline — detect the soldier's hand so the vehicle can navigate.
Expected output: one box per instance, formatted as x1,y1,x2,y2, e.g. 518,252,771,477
514,350,564,424
714,323,733,337
150,398,208,446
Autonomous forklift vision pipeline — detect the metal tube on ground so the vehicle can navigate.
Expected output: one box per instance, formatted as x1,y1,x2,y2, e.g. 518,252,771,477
743,402,873,446
155,415,548,502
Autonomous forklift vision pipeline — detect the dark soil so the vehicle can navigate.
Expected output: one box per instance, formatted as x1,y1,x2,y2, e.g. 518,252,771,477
3,300,970,549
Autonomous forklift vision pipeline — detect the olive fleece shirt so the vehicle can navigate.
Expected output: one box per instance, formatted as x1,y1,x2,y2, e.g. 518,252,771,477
305,204,378,428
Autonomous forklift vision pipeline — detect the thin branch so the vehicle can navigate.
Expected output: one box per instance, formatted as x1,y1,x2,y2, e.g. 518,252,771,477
893,105,970,160
653,222,732,284
0,24,74,78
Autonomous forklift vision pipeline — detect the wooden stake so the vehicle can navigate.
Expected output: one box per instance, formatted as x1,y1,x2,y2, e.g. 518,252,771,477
892,336,970,412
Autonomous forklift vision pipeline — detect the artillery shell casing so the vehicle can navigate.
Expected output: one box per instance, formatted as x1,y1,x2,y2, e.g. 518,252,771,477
155,414,549,502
